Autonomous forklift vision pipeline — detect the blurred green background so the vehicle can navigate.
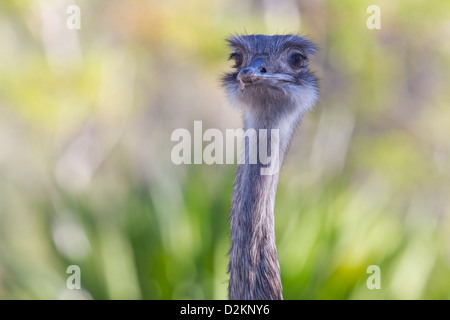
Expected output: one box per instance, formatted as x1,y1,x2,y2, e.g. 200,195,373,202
1,0,449,300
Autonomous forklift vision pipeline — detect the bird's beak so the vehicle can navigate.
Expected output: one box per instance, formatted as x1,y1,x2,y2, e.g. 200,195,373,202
237,68,262,91
237,68,296,91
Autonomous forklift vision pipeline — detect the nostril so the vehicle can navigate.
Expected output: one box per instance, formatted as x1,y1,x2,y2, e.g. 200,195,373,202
259,67,267,73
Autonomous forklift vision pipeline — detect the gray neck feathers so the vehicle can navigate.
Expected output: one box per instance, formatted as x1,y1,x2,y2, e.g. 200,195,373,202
228,97,303,300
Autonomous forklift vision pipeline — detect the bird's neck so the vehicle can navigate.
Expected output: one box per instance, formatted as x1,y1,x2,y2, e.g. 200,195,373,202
228,106,301,300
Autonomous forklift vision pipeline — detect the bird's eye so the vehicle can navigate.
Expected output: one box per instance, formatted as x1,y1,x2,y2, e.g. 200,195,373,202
289,52,305,68
229,52,243,68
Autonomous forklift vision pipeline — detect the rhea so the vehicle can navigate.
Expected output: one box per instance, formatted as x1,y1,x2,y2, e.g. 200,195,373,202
222,34,318,300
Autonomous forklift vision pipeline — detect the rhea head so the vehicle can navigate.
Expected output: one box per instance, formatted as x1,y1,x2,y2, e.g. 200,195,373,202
222,34,318,125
